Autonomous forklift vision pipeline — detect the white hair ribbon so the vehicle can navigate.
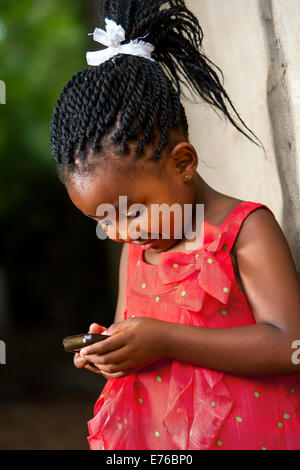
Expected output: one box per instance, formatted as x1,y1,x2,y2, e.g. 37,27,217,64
86,18,155,66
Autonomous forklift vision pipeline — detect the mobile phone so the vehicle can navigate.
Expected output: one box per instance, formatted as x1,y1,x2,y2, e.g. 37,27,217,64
62,333,109,353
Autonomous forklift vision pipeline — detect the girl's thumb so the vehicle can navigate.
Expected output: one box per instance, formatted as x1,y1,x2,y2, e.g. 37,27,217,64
89,322,107,334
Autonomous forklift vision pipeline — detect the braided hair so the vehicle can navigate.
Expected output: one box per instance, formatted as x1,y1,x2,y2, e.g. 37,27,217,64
50,0,264,182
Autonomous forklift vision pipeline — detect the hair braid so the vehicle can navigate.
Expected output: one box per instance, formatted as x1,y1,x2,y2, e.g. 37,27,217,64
50,0,265,181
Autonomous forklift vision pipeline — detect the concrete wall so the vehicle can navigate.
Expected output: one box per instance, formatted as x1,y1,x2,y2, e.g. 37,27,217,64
185,0,300,274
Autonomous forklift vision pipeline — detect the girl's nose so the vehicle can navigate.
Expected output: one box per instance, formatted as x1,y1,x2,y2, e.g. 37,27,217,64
100,218,150,243
104,220,132,243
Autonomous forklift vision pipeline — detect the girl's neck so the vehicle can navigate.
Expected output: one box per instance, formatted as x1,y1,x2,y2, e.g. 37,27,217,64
160,173,222,254
191,172,223,226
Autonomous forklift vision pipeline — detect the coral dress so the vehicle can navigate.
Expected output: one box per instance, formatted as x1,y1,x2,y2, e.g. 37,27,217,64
87,201,300,450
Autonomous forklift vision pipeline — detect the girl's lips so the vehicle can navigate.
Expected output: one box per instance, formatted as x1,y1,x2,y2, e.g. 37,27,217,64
132,238,154,245
131,238,156,250
140,240,155,250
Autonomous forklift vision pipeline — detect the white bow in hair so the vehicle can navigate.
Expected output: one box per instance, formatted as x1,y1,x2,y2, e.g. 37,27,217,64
86,18,155,66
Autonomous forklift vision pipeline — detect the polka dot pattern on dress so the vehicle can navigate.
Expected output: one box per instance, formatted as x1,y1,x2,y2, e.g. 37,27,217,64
90,202,300,452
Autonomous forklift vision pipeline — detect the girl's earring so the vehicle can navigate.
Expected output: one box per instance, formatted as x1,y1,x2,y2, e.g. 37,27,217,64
184,175,189,180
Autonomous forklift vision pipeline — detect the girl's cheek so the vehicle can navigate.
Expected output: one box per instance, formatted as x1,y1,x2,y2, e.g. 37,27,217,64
147,216,160,237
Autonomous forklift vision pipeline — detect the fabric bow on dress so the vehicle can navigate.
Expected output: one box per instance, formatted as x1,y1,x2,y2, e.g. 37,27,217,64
88,222,235,450
156,222,234,448
157,221,233,312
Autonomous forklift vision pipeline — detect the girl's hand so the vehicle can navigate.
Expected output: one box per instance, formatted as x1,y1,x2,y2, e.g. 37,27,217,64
79,317,170,379
73,322,109,375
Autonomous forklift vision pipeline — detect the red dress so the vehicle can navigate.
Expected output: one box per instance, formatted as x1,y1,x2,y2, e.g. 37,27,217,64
87,201,300,450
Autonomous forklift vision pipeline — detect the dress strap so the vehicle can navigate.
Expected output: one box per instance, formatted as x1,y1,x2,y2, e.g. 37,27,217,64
219,201,276,253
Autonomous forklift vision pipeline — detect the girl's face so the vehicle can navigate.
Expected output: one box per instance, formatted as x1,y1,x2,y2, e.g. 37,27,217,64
65,142,199,253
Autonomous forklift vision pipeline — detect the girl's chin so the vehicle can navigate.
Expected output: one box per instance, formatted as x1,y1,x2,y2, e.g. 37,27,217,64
142,239,176,252
134,237,179,252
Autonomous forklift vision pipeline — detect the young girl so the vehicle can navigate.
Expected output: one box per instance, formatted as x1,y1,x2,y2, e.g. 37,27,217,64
50,0,300,450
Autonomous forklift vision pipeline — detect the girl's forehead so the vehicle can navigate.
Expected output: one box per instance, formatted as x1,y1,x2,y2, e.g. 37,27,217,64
66,161,166,215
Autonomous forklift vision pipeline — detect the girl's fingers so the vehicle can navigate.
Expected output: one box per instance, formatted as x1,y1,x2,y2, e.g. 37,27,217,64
80,330,129,357
74,351,110,376
83,346,130,367
88,323,108,334
74,352,107,375
101,368,135,379
75,353,134,377
74,353,89,368
84,362,129,377
84,363,103,374
89,358,134,374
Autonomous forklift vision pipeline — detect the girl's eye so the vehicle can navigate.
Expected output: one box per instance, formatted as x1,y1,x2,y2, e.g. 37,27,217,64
127,211,140,219
126,206,144,219
101,219,112,226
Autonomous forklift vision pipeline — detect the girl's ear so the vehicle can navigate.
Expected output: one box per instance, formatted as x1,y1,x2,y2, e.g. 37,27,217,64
170,142,198,177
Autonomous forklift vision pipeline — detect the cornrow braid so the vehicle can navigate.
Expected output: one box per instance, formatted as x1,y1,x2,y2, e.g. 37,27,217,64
50,0,264,180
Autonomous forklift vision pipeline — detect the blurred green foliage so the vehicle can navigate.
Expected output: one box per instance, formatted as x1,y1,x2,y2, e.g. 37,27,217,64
0,0,117,333
0,0,86,217
0,1,117,417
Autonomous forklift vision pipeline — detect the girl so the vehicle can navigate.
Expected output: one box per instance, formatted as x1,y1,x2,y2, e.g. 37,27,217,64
50,0,300,450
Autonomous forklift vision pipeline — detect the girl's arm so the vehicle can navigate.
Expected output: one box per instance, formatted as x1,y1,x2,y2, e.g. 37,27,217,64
80,209,300,379
114,242,129,323
165,208,300,375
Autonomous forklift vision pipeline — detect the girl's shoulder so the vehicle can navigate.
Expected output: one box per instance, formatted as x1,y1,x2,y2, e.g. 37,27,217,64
210,195,275,228
221,197,300,336
199,195,276,260
219,197,276,249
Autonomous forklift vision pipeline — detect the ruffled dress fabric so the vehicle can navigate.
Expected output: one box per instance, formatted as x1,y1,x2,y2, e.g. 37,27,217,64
87,201,300,450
